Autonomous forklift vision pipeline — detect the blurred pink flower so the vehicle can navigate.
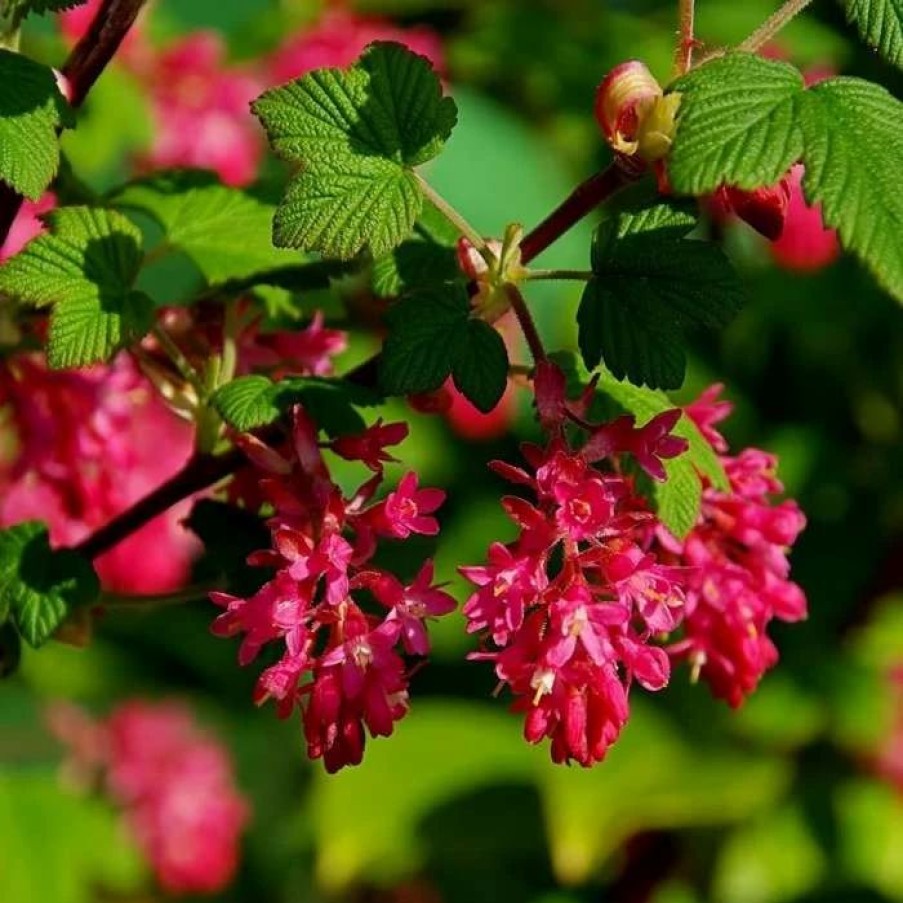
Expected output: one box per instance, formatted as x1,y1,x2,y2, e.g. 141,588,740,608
0,353,198,594
266,8,445,84
0,194,54,261
49,699,248,895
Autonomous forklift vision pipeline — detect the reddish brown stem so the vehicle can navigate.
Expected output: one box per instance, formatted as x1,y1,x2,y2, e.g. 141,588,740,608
506,285,547,363
0,0,148,246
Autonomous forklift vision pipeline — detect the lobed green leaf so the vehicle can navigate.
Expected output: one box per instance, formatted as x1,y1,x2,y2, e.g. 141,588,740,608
840,0,903,70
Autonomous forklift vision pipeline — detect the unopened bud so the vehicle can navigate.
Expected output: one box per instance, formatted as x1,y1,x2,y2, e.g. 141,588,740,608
595,61,680,163
718,177,792,241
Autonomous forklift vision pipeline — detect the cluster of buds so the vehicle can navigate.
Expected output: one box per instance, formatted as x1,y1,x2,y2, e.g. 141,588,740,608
48,699,248,895
462,364,807,765
211,409,454,772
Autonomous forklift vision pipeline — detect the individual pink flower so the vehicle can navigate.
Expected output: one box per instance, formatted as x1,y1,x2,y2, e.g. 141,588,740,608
211,408,451,771
266,8,444,84
330,420,409,471
49,699,248,896
0,353,198,593
241,311,348,378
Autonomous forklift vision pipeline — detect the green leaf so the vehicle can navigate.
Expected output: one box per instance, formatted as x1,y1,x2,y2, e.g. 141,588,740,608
372,239,460,297
109,170,302,285
840,0,903,70
668,53,805,195
3,0,88,17
0,207,152,368
0,623,21,678
0,522,100,648
597,182,700,240
450,319,509,413
380,284,469,395
799,78,903,303
252,41,457,259
595,371,729,536
579,208,744,389
212,374,372,437
0,49,72,200
211,374,281,431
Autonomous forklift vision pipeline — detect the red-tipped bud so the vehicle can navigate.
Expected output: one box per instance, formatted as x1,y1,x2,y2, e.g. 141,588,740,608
595,61,680,163
718,179,792,241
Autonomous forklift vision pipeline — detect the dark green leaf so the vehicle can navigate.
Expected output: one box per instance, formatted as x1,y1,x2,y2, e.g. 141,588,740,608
839,0,903,70
668,53,805,195
0,522,100,648
380,283,470,395
0,49,72,199
0,207,152,368
372,240,461,297
451,319,509,413
0,623,21,679
253,42,457,259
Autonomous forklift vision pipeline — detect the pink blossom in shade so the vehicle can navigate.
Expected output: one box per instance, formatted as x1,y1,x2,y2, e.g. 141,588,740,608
241,311,349,379
0,353,198,594
0,193,54,261
582,409,689,481
330,419,409,472
138,33,264,187
769,164,840,272
50,699,248,896
210,409,450,771
266,9,445,85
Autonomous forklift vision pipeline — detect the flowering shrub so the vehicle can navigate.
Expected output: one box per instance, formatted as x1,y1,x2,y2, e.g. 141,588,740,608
0,0,901,897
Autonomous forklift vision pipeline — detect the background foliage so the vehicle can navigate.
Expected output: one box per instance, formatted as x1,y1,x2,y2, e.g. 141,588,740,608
1,1,902,902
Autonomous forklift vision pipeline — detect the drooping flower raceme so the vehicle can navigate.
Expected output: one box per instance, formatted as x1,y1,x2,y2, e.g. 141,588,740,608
462,365,807,764
48,699,248,896
210,409,454,772
661,384,808,707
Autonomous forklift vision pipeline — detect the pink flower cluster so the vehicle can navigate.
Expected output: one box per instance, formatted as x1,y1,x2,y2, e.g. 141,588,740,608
210,409,454,772
60,2,444,187
0,350,198,594
48,699,248,895
461,364,807,765
664,385,808,707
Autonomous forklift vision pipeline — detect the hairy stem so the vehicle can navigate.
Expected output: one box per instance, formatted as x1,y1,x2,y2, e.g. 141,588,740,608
738,0,814,53
674,0,696,76
414,172,496,267
152,324,206,399
523,269,594,282
0,0,148,246
506,285,547,363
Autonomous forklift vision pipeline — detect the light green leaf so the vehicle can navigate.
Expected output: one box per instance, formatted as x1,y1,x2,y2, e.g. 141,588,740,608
0,522,99,648
109,170,302,285
451,319,509,413
211,374,281,432
253,41,457,259
0,207,152,368
799,77,903,303
840,0,903,70
0,49,72,200
667,53,805,195
3,0,88,17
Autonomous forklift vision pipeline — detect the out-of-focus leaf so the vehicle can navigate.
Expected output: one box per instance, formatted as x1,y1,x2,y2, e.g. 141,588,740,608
712,805,827,903
539,699,791,883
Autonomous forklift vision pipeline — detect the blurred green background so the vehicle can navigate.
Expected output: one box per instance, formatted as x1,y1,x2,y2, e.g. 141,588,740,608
3,1,903,901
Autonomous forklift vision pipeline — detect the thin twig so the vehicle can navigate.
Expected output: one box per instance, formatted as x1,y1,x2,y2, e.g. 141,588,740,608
738,0,815,53
523,269,594,282
414,172,496,267
674,0,696,76
506,285,547,363
152,324,206,399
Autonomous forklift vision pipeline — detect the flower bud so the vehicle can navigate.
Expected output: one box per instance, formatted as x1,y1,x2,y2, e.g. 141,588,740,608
595,61,680,163
717,178,792,241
